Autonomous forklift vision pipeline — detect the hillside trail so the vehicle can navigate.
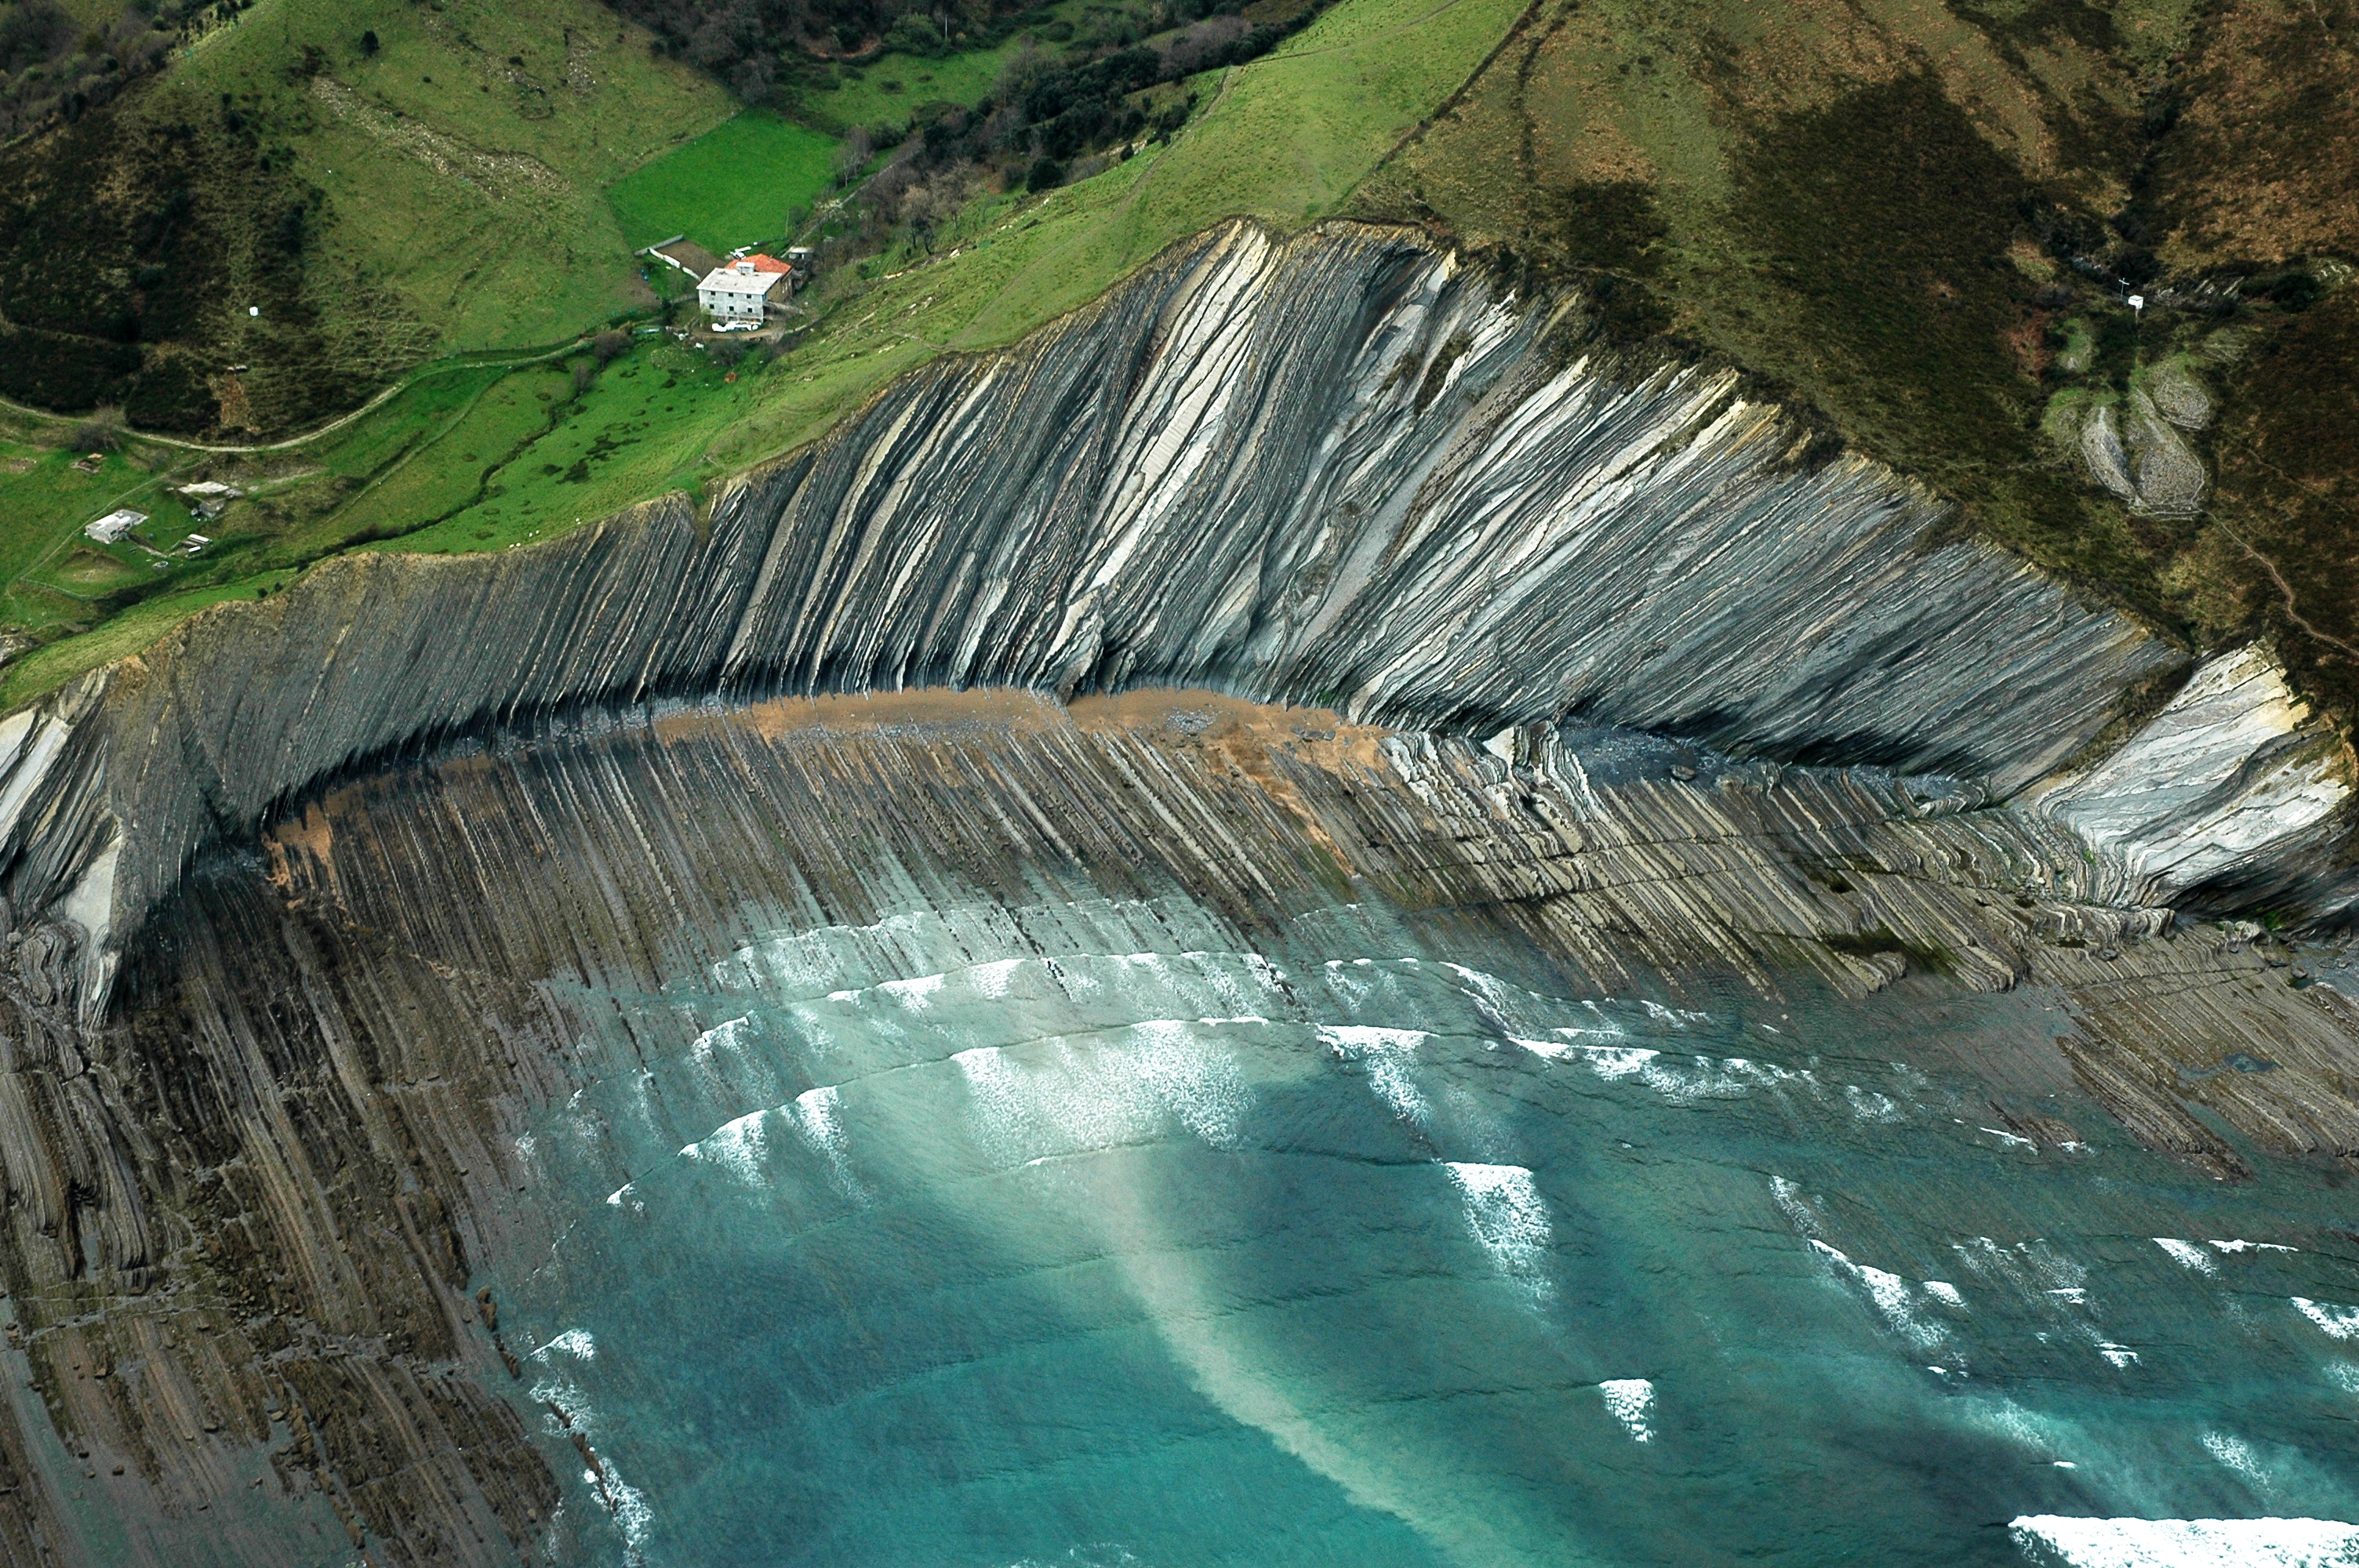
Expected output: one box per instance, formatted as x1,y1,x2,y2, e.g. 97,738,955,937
0,340,584,458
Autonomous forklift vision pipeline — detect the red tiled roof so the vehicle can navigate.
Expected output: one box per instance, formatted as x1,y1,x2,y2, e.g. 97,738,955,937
738,254,793,274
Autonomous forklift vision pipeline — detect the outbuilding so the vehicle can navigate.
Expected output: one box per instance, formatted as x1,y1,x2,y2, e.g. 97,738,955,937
84,509,146,544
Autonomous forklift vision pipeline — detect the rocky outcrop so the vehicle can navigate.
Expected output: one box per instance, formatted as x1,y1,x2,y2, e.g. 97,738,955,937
12,220,2339,1027
3,688,2346,1564
2037,644,2353,909
0,218,2350,1562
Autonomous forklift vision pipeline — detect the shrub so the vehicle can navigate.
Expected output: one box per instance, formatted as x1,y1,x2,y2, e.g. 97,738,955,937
70,405,124,449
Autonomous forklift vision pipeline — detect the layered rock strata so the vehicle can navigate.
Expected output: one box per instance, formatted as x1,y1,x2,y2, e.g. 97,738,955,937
0,689,2350,1562
0,218,2349,1563
16,220,2350,1031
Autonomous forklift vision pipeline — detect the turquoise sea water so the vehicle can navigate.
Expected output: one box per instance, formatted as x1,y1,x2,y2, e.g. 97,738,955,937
490,887,2359,1567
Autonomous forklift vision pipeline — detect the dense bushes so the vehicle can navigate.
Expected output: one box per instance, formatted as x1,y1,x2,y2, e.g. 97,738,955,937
863,0,1318,207
0,0,235,142
0,80,398,432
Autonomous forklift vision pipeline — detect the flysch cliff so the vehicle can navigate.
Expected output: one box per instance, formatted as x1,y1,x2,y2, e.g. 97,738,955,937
0,687,2350,1566
0,221,2344,1026
0,220,2350,1565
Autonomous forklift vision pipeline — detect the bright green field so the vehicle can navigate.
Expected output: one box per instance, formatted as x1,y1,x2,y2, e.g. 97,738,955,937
608,111,844,252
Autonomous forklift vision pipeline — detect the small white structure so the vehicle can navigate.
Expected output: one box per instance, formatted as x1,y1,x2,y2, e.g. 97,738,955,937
84,509,147,544
697,254,792,325
176,481,243,521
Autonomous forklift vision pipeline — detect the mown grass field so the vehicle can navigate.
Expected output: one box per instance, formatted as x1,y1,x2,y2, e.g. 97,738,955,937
607,111,843,252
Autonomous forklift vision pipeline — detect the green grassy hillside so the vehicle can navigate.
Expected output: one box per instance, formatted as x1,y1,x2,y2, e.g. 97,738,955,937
213,0,730,350
0,0,728,435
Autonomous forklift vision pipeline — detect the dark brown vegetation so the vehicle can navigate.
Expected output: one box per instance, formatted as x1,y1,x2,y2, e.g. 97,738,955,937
0,64,431,432
0,0,200,141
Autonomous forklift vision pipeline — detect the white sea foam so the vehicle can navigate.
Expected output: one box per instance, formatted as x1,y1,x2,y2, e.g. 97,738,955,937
2203,1431,2272,1490
2097,1342,2140,1369
1598,1378,1655,1443
1957,1396,2070,1459
2008,1515,2359,1566
790,1083,844,1152
1130,1020,1249,1149
2156,1239,2217,1275
791,1084,866,1200
530,1328,596,1363
1769,1174,1824,1240
689,1015,752,1064
2292,1298,2359,1341
1808,1240,1955,1352
597,1453,656,1564
1440,961,1520,1030
973,956,1025,998
953,1045,1035,1163
699,1110,769,1184
1847,1085,1906,1122
1576,1044,1661,1080
1442,1162,1552,1298
1319,1025,1431,1125
881,971,947,1008
2212,1240,2299,1255
531,1378,656,1564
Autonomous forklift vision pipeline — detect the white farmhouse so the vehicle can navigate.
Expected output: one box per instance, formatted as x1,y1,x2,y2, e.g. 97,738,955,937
697,254,793,325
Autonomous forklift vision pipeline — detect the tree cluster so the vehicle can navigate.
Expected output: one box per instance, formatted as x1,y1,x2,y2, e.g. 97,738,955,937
819,0,1318,266
0,0,198,141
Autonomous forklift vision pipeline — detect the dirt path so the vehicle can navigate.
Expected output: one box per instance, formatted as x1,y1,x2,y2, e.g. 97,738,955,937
2212,513,2359,663
0,341,583,457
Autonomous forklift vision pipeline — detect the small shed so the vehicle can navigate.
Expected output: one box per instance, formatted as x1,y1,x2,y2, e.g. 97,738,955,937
84,510,147,544
176,481,244,521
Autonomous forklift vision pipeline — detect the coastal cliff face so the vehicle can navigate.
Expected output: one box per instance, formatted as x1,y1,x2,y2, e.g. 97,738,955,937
0,690,2349,1565
9,219,2346,1024
0,221,2351,1564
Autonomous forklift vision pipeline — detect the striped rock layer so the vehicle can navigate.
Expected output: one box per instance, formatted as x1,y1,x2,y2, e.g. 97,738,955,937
0,221,2345,1022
